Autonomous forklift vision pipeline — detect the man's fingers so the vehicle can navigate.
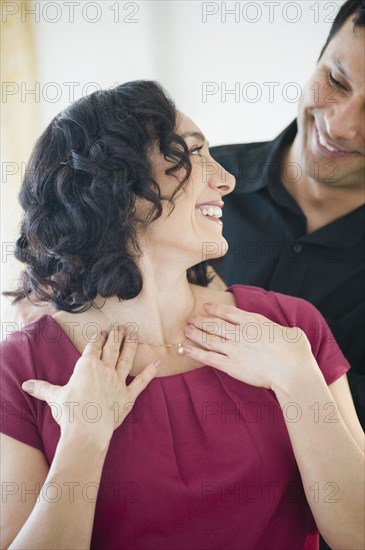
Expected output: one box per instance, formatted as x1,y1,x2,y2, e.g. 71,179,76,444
128,360,161,398
22,379,60,403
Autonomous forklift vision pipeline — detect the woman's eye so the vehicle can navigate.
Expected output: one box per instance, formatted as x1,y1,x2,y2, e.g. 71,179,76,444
328,72,347,91
190,145,204,156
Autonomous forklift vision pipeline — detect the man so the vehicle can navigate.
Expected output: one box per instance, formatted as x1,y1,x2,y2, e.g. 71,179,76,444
210,0,365,431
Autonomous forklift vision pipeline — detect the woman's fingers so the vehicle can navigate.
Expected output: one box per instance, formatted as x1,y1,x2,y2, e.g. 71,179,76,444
183,346,229,371
82,329,108,358
115,333,140,379
184,323,231,354
128,360,161,399
101,325,125,366
186,315,240,342
22,379,60,402
201,302,243,324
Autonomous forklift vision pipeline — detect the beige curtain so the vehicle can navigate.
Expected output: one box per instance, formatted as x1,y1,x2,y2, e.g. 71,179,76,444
1,0,40,315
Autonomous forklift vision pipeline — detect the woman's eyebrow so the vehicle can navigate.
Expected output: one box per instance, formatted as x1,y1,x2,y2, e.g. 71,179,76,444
180,131,208,144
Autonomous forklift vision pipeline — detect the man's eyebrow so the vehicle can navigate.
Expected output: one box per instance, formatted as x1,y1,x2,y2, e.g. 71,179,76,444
180,131,208,144
334,58,351,83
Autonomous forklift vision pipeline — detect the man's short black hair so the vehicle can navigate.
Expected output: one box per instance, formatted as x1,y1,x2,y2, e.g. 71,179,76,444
319,0,365,59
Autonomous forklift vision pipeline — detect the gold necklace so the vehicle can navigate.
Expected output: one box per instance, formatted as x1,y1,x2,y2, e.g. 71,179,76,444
93,296,197,356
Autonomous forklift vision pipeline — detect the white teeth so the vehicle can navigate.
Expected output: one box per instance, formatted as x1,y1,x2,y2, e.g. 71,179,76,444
197,206,222,218
317,127,339,152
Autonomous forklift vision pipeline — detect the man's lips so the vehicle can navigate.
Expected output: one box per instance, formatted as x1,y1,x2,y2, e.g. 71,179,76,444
314,122,363,158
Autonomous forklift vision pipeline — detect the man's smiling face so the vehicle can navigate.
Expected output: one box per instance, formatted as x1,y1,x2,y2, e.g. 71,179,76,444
296,16,365,188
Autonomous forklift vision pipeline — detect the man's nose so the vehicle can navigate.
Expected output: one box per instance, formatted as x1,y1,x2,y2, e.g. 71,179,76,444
325,98,365,144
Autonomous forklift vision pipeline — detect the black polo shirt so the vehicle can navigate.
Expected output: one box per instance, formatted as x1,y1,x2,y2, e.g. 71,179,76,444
210,120,365,423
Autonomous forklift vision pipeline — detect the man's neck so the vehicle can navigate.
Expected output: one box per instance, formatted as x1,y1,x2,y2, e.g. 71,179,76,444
280,138,364,234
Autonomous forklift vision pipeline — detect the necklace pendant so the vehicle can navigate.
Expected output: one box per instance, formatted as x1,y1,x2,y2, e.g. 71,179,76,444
177,344,185,355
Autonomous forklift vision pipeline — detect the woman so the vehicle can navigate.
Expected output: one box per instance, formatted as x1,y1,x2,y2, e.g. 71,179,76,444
1,80,363,550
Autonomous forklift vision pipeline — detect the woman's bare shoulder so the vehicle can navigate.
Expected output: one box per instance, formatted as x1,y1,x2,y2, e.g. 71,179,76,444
51,308,100,355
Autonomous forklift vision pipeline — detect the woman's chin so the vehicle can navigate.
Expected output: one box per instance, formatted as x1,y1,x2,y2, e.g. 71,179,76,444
199,237,229,262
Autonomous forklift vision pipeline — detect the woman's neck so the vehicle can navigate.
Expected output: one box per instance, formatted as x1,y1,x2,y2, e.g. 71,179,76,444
93,275,200,347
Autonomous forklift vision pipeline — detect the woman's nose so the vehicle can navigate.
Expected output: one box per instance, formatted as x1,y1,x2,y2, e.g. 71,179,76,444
207,158,236,195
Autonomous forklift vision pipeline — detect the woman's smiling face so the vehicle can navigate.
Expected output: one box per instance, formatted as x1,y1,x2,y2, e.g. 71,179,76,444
137,112,236,266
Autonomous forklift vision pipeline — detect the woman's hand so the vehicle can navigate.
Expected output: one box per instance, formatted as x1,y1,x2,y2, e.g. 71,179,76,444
21,325,160,447
184,302,318,393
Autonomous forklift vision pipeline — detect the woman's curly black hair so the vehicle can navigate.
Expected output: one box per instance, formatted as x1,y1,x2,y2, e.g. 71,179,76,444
3,80,213,313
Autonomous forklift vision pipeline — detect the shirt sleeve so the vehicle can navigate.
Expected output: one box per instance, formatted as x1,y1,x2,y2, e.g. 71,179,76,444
0,330,44,452
272,292,352,386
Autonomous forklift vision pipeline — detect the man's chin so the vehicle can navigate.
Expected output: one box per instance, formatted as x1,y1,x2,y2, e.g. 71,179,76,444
303,159,363,188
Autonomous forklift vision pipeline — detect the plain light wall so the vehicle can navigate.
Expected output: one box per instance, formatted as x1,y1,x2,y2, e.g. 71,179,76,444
33,0,343,143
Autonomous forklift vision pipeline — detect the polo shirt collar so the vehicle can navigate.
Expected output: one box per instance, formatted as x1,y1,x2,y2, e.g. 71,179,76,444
233,119,298,195
234,119,365,248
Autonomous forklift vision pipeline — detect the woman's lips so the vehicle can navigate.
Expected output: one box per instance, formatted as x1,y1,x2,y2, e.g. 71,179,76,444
201,216,222,224
196,204,223,225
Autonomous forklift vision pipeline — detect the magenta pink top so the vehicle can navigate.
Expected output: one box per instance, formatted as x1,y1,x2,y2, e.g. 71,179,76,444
1,285,350,550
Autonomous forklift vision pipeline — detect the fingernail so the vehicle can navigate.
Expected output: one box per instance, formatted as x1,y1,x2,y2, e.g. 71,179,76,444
22,381,34,394
153,360,161,369
203,303,211,310
183,346,192,353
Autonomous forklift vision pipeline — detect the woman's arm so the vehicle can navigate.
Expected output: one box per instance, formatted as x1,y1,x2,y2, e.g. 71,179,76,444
1,432,109,550
1,326,160,549
273,371,364,550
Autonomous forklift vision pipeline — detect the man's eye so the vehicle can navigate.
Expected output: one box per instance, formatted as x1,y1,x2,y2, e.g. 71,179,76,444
328,72,347,91
190,145,204,156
